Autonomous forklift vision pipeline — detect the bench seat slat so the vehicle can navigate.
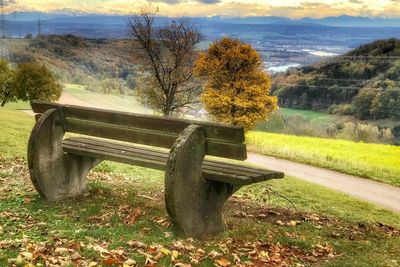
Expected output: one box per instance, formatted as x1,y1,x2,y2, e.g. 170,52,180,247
63,137,281,178
61,137,283,186
62,140,262,179
64,137,278,177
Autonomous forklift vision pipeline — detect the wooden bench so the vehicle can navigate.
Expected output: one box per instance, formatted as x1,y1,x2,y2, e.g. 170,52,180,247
28,101,284,238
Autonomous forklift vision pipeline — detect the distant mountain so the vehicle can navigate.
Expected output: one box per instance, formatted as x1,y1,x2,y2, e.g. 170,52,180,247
3,13,400,45
272,38,400,121
5,12,71,21
4,12,400,27
297,15,400,28
207,16,292,25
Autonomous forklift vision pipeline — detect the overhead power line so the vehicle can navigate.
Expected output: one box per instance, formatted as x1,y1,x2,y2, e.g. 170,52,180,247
273,82,400,91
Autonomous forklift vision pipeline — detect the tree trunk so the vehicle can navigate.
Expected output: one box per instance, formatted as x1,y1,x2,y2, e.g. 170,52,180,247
1,100,6,107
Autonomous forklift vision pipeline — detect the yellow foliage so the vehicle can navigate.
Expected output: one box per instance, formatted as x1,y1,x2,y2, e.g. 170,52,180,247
195,37,278,130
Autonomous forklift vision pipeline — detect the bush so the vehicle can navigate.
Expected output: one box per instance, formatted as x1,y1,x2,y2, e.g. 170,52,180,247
255,111,286,133
392,125,400,145
329,104,354,115
13,62,62,103
0,59,15,106
338,122,393,144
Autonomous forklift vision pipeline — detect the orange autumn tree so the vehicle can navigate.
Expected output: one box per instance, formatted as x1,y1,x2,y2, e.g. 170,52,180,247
195,37,278,130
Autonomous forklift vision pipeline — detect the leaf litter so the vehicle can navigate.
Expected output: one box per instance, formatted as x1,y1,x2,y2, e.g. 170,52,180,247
1,157,399,266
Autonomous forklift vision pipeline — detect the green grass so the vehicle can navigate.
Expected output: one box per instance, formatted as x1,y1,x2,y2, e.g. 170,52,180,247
280,108,337,124
1,103,399,266
247,131,400,186
0,103,34,158
63,84,148,114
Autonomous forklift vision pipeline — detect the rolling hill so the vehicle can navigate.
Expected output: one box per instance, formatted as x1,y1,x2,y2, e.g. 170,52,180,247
5,35,137,94
272,38,400,121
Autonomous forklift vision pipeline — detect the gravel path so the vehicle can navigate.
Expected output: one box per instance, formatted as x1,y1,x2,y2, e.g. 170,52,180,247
247,152,400,213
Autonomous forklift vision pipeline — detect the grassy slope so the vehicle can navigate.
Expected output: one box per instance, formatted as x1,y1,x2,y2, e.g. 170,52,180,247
1,105,399,266
0,102,33,158
247,131,400,187
63,85,148,114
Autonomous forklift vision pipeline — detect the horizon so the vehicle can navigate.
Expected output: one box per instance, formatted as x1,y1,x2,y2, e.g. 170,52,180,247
1,0,400,19
4,11,400,20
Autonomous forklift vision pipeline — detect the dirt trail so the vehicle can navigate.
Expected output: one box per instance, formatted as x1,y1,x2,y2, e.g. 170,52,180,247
247,153,400,213
57,93,99,108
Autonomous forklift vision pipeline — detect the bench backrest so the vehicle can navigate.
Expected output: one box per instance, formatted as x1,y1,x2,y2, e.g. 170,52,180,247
31,102,247,160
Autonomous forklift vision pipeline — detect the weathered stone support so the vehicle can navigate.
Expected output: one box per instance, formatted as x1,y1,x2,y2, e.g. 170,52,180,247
28,108,100,201
165,125,240,238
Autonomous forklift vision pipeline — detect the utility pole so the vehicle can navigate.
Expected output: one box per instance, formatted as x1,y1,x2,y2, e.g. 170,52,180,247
37,18,42,36
0,41,9,60
0,0,9,61
0,0,6,38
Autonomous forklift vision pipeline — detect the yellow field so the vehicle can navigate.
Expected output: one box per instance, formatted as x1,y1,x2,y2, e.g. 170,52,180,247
247,131,400,186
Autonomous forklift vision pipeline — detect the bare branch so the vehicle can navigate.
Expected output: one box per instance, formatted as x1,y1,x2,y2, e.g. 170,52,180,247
128,12,204,116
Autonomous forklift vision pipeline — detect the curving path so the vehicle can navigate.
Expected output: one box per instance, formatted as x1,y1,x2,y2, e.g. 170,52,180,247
247,152,400,213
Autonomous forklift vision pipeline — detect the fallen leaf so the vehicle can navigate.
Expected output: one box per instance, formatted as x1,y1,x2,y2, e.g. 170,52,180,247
123,259,137,266
23,197,31,204
103,257,123,265
54,247,69,256
160,247,171,255
216,257,230,267
124,208,142,225
171,250,179,261
208,250,222,259
127,240,147,249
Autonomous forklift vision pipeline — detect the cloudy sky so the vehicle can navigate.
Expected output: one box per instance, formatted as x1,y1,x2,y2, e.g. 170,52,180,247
2,0,400,18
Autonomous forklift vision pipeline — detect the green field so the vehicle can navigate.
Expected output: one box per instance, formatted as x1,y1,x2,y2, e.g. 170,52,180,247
0,102,33,158
247,131,400,186
63,84,148,114
280,108,337,124
0,104,400,266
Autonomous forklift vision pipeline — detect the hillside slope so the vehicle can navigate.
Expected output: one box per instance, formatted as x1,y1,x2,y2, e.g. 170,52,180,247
6,35,137,94
272,38,400,121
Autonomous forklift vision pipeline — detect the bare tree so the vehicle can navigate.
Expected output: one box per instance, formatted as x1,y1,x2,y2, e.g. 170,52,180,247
128,12,203,116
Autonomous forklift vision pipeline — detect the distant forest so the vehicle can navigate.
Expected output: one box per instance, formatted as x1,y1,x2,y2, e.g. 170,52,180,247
272,39,400,121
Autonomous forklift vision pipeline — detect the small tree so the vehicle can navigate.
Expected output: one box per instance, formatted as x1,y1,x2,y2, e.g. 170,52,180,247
195,37,278,130
0,59,15,107
13,62,62,103
128,12,203,116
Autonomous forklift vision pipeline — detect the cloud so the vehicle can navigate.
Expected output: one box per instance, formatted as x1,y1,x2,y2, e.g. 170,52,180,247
197,0,220,4
348,0,363,4
3,0,17,6
152,0,220,4
4,0,400,18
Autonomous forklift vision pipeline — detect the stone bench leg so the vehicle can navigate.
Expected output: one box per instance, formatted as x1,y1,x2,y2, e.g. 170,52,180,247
165,125,238,238
28,108,101,201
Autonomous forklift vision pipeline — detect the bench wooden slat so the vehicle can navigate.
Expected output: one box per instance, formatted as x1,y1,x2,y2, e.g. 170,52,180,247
62,139,260,178
63,137,282,178
64,137,278,178
31,101,245,143
64,118,247,160
62,144,166,171
62,138,283,185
